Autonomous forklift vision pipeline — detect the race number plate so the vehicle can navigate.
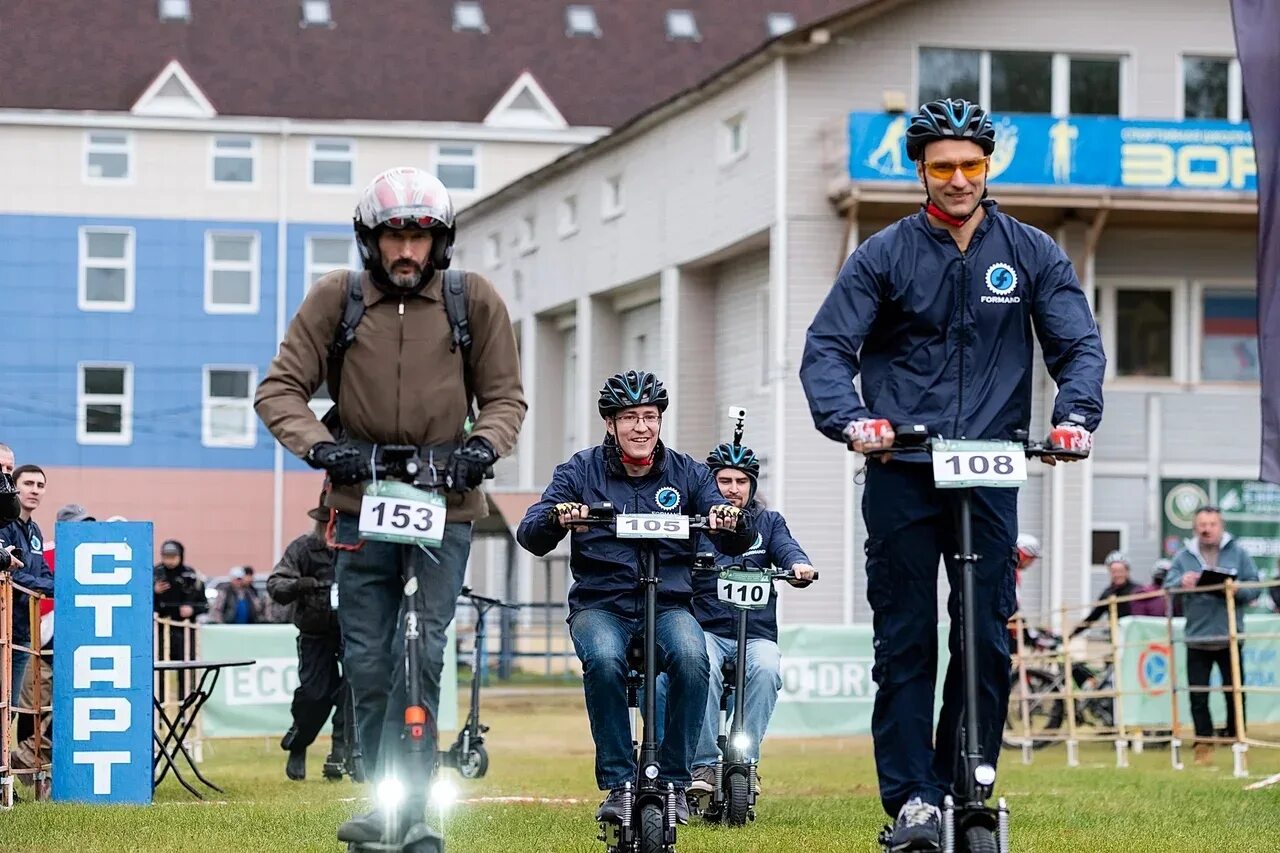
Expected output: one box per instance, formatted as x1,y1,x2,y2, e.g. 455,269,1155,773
931,439,1027,489
717,568,771,611
616,513,691,540
358,481,447,546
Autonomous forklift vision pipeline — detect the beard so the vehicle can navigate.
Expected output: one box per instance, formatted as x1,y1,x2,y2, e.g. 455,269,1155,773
384,259,423,289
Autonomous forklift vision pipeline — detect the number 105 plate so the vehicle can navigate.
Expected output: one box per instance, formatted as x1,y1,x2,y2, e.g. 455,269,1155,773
616,513,690,540
931,439,1027,489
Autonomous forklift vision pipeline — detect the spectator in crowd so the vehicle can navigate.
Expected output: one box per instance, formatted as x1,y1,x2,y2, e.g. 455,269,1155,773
1165,506,1260,765
0,443,14,475
153,539,207,697
1069,551,1141,638
1,464,52,708
13,503,95,784
1129,558,1171,617
211,566,265,624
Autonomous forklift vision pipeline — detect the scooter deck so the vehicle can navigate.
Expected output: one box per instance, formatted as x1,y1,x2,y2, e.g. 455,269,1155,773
347,821,443,853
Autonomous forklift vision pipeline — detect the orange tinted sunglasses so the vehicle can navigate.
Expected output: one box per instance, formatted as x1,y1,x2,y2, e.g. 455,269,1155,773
923,157,989,181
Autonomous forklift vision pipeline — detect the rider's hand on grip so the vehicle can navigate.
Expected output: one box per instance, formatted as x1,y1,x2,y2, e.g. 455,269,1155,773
1044,424,1092,465
707,504,745,533
306,441,371,485
843,418,894,454
551,502,591,532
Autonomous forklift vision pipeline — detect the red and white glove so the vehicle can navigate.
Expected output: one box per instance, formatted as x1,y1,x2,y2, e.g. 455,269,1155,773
1049,424,1093,454
843,418,893,451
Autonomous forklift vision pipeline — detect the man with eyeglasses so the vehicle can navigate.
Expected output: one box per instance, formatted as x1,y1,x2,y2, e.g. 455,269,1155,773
517,370,754,827
800,98,1105,851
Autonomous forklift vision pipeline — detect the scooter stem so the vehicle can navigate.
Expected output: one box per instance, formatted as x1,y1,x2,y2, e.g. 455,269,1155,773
958,492,983,804
732,607,749,743
640,543,660,772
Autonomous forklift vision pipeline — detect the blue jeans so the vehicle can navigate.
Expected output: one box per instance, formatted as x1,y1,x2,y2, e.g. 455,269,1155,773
10,652,29,713
334,514,471,784
693,634,782,767
569,608,709,789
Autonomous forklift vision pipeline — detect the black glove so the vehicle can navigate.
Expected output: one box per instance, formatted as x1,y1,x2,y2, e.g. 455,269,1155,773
446,438,497,493
296,576,319,592
305,442,371,486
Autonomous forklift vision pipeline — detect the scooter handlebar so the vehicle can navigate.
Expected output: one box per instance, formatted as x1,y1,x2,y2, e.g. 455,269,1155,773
865,425,1089,460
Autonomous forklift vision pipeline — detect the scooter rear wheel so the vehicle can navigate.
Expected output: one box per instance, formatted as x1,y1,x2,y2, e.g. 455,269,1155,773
638,802,665,853
725,773,750,826
963,825,998,853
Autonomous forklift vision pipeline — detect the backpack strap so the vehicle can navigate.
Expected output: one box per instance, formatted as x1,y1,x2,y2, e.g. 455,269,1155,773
441,269,476,426
325,270,366,407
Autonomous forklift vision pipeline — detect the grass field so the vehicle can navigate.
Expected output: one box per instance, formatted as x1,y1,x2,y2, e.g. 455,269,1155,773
5,689,1279,852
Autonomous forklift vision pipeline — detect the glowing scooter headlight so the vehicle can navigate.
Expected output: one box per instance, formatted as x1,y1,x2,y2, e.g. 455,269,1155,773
731,733,752,751
377,777,407,808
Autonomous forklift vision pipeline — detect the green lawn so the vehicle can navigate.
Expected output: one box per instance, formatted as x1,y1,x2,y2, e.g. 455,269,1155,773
5,691,1279,852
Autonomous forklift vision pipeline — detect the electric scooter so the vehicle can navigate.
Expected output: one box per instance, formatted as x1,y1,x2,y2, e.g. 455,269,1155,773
689,558,818,826
566,502,732,853
325,680,366,782
438,586,518,779
346,444,491,853
869,426,1084,853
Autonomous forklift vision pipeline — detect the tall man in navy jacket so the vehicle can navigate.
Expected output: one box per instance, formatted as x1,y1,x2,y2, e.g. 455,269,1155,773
800,99,1105,851
517,371,753,826
686,442,816,795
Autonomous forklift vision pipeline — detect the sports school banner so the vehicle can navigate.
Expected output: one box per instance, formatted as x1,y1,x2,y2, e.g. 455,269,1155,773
199,623,456,736
1115,615,1280,726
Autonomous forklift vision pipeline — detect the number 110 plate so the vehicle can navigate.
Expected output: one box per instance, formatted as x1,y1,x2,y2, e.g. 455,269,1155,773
931,439,1027,489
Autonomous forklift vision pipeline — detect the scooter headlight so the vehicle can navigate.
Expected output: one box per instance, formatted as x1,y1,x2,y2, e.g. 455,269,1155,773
431,777,459,809
644,764,660,780
377,777,406,808
974,764,996,787
731,733,752,751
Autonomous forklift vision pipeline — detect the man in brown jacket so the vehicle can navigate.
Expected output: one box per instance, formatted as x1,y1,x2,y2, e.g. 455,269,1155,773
256,166,525,846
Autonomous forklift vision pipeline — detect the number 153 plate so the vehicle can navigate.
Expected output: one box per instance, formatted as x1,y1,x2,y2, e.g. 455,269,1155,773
358,481,447,547
931,439,1027,489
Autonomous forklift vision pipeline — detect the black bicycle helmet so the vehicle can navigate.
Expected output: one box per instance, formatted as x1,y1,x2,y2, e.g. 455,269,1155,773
905,98,996,162
706,442,760,479
598,370,669,417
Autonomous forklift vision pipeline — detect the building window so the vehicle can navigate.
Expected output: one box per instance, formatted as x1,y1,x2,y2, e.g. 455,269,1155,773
1200,289,1258,382
566,5,600,37
1090,528,1123,566
918,48,980,106
1183,56,1245,122
203,367,257,447
158,0,190,21
300,0,332,27
453,1,488,32
517,214,537,254
211,135,256,184
309,138,354,187
990,51,1052,113
205,232,260,313
765,11,796,36
485,232,502,268
919,48,1121,117
602,174,623,219
1115,289,1173,378
558,195,579,237
79,227,135,311
1068,57,1121,116
85,132,132,181
78,363,133,445
436,144,477,192
306,235,357,290
721,113,748,163
666,9,699,40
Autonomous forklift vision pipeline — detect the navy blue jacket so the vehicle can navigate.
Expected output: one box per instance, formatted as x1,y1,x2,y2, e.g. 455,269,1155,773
517,442,755,621
0,518,53,644
692,507,810,643
800,202,1105,454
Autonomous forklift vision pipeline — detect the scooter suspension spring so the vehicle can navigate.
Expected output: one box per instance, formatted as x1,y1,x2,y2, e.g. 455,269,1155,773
666,783,677,829
749,763,758,798
997,797,1010,853
621,782,634,830
941,795,955,853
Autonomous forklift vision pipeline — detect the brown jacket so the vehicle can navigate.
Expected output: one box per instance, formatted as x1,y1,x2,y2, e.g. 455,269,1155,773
255,268,526,521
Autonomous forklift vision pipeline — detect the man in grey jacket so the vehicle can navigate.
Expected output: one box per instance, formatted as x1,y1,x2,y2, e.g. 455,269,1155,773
1164,506,1261,765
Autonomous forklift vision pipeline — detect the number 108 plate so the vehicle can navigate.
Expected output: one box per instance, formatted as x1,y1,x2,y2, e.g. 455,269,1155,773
931,439,1027,489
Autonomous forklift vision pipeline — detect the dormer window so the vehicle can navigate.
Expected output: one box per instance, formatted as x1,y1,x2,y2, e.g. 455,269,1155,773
566,5,601,37
301,0,333,27
159,0,190,21
666,9,699,41
453,1,489,32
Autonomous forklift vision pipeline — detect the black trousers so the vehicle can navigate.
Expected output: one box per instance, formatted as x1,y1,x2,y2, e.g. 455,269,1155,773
1186,644,1245,740
291,631,347,750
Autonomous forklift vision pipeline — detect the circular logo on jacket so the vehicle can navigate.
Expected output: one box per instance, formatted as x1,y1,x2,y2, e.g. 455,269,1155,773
751,533,763,550
985,263,1018,295
655,487,681,511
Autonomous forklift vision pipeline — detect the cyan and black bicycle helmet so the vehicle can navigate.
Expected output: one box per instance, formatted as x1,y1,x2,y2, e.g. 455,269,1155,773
706,443,760,479
905,98,996,162
598,370,668,417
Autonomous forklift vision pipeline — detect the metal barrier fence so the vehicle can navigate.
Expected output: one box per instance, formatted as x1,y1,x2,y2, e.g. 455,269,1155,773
1006,577,1280,778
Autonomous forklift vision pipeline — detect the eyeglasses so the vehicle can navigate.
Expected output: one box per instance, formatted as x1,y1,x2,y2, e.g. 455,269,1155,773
384,214,440,229
923,158,989,181
615,413,662,428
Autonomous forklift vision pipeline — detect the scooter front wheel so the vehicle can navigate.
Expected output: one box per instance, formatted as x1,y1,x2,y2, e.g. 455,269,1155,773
637,802,665,853
963,825,998,853
725,773,750,826
457,744,489,779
